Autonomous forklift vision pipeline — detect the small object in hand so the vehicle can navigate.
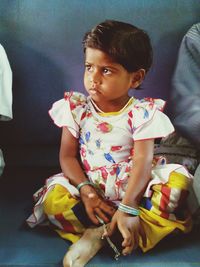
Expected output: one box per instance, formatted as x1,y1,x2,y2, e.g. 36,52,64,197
96,215,121,260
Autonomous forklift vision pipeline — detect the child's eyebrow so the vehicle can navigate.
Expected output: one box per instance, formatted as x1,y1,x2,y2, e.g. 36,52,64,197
85,61,119,70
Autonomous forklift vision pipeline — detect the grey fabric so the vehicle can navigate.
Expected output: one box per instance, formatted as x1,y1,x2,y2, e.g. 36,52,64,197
154,132,199,174
171,23,200,147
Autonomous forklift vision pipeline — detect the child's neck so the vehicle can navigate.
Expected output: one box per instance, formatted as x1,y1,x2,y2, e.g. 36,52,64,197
90,97,133,114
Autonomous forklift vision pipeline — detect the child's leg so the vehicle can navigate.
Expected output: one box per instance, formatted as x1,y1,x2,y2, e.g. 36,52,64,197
43,184,106,267
63,226,105,267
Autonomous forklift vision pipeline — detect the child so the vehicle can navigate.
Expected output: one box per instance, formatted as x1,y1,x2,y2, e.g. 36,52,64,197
27,20,193,267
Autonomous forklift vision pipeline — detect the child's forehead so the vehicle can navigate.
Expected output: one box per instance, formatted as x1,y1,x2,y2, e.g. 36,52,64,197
85,47,117,65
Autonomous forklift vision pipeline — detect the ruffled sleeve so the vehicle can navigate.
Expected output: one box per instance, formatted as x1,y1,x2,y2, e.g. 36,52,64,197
48,91,87,138
132,98,174,141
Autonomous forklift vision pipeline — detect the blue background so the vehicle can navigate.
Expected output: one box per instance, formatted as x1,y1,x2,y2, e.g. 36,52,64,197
0,0,200,159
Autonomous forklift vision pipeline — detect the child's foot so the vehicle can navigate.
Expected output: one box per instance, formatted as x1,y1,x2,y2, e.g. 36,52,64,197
63,226,105,267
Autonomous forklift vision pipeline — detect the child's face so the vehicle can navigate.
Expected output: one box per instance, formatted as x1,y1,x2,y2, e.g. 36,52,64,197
84,48,138,112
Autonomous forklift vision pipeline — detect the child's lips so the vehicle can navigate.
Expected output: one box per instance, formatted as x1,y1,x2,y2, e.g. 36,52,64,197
89,88,100,95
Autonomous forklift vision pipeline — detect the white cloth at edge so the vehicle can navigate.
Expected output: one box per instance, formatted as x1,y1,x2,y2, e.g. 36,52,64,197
0,43,12,120
0,44,13,176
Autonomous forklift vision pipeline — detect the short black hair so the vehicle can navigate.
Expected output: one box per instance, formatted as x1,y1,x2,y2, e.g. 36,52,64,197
83,20,153,73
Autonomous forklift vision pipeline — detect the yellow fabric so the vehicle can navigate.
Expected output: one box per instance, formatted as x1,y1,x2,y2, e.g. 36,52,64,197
44,184,78,213
167,171,191,190
150,184,163,216
43,171,192,250
148,171,191,218
139,207,192,252
44,185,85,243
138,171,192,251
98,98,134,116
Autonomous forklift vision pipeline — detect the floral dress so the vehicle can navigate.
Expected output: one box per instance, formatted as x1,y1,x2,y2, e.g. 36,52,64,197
27,91,193,251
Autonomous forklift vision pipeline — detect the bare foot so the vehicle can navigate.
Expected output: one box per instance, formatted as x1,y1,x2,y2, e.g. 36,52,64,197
63,226,105,267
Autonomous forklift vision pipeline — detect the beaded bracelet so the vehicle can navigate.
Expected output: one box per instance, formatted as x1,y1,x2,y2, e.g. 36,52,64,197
76,181,95,191
118,203,140,216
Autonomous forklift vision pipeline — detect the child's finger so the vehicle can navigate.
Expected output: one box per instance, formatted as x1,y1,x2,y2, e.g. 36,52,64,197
100,202,116,217
119,226,132,248
132,231,139,250
139,223,147,247
102,217,116,237
122,245,133,256
122,232,138,255
87,209,99,225
95,208,109,223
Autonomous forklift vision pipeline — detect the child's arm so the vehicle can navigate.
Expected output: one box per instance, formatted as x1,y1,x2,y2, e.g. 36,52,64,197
106,139,154,255
122,139,154,207
59,127,115,224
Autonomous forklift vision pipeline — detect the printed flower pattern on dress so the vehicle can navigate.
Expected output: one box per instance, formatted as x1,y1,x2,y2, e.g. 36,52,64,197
49,91,176,201
97,122,113,133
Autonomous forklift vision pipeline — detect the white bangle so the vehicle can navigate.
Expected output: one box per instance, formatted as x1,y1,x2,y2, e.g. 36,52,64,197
76,181,95,191
118,203,140,216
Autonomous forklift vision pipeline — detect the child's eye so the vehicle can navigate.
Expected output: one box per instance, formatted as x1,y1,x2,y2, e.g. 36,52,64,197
85,64,93,72
102,68,112,75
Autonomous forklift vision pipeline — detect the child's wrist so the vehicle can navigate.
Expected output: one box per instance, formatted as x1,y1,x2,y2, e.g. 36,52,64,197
77,181,95,192
79,185,99,203
77,181,98,198
118,202,140,216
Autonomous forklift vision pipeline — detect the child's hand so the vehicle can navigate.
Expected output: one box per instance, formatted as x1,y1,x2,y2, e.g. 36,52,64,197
104,210,146,255
80,185,116,225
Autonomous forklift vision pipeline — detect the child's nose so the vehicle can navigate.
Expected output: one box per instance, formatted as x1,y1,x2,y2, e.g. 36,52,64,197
90,70,101,84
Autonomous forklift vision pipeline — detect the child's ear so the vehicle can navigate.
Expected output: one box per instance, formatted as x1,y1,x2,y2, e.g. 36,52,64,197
131,69,146,88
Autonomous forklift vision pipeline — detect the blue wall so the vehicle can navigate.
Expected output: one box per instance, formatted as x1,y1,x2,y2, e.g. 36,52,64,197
0,0,200,147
